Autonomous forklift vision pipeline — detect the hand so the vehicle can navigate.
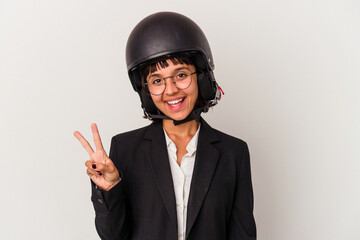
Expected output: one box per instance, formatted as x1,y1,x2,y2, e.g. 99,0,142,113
74,123,120,191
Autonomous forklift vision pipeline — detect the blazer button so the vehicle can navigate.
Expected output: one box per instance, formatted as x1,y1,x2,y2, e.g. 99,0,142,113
97,199,104,204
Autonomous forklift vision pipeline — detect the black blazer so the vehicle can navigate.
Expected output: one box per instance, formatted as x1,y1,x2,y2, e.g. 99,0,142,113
91,118,256,240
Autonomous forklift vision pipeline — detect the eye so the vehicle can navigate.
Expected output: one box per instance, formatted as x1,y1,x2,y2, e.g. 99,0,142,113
151,78,163,85
175,72,188,80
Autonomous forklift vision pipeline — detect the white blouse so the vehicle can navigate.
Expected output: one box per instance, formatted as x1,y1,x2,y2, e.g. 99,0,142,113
163,125,200,240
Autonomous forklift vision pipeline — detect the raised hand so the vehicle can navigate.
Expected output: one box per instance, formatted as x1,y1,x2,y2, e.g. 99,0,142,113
74,123,120,191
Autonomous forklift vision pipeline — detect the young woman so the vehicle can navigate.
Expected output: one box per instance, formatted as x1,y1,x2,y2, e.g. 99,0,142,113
74,12,256,240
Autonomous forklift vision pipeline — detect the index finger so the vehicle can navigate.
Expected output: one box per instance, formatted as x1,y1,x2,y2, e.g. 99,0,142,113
74,131,94,156
91,123,104,151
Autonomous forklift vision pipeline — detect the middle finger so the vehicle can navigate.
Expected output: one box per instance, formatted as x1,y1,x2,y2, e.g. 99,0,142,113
91,123,105,152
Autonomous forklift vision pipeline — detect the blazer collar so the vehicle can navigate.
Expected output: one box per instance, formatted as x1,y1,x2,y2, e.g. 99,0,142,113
143,118,220,237
143,120,178,231
185,119,220,238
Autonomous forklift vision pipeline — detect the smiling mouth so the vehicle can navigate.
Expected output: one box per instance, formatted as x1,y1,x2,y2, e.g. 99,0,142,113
166,98,184,105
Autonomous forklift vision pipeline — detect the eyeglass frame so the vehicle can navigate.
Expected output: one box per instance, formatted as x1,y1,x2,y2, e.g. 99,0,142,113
145,71,197,96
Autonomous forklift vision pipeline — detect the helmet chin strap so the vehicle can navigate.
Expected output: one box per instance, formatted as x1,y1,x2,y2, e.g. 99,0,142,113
145,99,219,126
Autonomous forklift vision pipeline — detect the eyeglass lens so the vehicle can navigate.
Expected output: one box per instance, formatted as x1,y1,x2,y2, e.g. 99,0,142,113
147,70,194,95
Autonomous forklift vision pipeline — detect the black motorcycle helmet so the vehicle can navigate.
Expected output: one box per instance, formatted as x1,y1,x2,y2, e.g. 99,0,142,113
125,11,222,125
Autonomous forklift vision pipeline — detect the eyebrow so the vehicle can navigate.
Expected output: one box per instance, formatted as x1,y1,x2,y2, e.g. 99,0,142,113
148,67,190,78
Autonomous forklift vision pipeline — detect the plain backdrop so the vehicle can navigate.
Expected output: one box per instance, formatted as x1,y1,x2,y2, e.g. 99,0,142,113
0,0,359,239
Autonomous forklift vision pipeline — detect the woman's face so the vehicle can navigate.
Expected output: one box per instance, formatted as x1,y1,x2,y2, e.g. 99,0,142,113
147,60,198,121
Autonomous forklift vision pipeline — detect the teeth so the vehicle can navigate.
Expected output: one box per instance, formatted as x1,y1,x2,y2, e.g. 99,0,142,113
167,98,184,105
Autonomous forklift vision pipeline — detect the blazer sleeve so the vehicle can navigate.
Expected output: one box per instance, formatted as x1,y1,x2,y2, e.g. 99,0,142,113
228,142,257,240
91,136,130,240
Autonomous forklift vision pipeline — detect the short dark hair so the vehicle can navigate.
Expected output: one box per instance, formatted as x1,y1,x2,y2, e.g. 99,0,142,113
139,56,194,79
139,55,208,120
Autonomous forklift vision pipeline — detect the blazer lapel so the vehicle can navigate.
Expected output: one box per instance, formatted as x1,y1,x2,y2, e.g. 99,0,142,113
143,121,178,231
186,118,220,238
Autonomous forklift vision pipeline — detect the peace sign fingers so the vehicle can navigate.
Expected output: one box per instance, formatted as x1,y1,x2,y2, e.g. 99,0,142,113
74,130,94,156
75,123,120,190
91,123,105,151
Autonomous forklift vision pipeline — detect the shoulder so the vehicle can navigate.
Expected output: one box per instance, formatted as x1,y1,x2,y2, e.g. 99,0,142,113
201,120,251,175
201,120,249,156
108,123,154,167
112,125,148,142
201,118,248,149
212,127,247,147
213,128,248,152
110,122,156,150
110,121,162,147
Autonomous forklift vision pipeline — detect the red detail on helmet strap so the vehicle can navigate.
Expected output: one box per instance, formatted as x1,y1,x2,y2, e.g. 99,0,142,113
218,86,225,95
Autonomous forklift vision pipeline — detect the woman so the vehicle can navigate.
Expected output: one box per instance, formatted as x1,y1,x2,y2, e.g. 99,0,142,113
74,12,256,240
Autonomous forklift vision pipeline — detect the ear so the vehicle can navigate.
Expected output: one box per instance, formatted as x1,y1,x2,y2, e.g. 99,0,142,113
197,71,216,100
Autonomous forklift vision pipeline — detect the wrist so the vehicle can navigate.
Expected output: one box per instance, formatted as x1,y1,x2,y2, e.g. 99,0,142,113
106,177,121,191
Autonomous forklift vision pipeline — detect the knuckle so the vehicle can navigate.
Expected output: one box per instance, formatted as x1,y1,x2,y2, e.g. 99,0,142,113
85,160,92,167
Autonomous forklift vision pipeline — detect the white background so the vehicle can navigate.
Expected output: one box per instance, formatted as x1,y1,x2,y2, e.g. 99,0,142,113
1,0,359,239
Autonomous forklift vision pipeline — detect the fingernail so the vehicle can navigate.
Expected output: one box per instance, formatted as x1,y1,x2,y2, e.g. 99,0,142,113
92,164,96,169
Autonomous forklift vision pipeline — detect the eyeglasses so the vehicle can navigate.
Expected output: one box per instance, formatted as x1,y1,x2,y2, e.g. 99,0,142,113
145,69,196,96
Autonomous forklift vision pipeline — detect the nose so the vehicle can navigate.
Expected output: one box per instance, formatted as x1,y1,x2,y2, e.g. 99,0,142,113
163,77,179,95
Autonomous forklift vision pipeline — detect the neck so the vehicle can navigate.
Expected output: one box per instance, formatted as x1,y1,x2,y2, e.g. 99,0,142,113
162,119,200,138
